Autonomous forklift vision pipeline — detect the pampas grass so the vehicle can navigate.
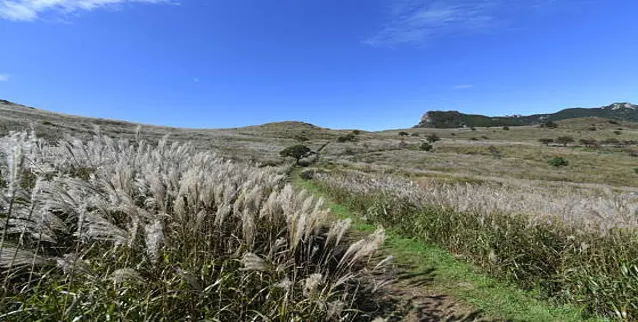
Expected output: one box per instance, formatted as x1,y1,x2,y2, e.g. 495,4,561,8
313,169,638,320
0,131,389,321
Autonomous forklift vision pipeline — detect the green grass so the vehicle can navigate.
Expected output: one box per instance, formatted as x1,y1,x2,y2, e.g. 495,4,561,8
293,172,605,322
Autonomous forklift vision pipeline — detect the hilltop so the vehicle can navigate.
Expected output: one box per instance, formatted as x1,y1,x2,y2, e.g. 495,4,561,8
416,102,638,128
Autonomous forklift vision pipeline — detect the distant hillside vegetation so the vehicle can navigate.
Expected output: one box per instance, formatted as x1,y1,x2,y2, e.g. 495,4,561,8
415,102,638,128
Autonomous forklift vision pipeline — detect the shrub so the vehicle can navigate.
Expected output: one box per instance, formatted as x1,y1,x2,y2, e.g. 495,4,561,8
352,130,361,135
614,130,622,135
294,135,309,142
556,136,575,147
539,138,554,146
470,137,479,141
634,168,638,174
280,144,312,163
548,157,569,167
579,138,599,148
426,134,440,143
588,126,597,131
502,126,510,131
470,127,477,131
410,132,420,137
481,135,490,140
419,142,433,151
336,133,357,143
398,131,410,137
541,121,558,129
608,120,619,125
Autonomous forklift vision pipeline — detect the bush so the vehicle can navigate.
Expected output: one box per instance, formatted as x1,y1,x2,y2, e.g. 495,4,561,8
426,134,440,143
470,127,477,131
634,168,638,174
608,120,620,125
352,130,361,135
470,137,479,141
294,135,309,142
280,144,312,163
539,138,554,146
614,130,622,135
419,142,433,151
398,131,410,137
548,157,569,167
541,120,558,129
410,132,420,137
579,138,599,148
556,136,575,147
336,133,357,143
502,126,510,131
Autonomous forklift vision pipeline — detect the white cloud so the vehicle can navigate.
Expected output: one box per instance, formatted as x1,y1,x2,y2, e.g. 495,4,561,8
0,0,173,22
365,0,567,47
0,74,9,82
453,84,473,89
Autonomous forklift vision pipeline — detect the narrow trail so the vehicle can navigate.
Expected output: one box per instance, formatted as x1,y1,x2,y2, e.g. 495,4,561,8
290,170,594,322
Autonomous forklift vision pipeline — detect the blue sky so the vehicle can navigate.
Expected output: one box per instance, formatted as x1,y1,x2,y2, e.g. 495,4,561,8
1,0,637,130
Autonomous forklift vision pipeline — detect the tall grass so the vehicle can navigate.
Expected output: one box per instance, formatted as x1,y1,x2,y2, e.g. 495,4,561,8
0,131,390,321
313,169,638,320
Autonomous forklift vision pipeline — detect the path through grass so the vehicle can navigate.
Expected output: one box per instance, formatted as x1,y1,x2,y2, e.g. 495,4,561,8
293,172,605,322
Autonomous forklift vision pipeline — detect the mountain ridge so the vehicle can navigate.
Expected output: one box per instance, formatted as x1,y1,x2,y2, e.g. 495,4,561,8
415,102,638,128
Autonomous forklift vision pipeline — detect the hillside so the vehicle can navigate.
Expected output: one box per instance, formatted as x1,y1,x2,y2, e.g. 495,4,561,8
416,102,638,128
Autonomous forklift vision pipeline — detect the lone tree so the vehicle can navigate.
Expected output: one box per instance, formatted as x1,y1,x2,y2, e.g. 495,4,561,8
539,138,554,146
280,144,312,164
556,136,575,147
426,134,441,143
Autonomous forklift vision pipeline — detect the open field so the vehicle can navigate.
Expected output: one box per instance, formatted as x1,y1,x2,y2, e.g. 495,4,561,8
2,99,638,320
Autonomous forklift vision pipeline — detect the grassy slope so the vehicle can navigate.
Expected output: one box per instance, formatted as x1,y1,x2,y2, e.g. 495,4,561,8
293,172,604,322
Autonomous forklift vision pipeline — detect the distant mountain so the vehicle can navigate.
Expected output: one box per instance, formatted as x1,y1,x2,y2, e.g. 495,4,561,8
415,102,638,128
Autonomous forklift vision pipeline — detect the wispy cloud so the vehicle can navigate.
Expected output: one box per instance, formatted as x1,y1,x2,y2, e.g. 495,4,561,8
0,74,9,82
0,0,173,22
365,0,563,47
453,84,473,89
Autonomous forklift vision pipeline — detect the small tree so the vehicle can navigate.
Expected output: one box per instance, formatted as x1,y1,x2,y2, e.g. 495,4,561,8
556,136,575,147
539,138,554,146
280,144,312,164
426,134,441,143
